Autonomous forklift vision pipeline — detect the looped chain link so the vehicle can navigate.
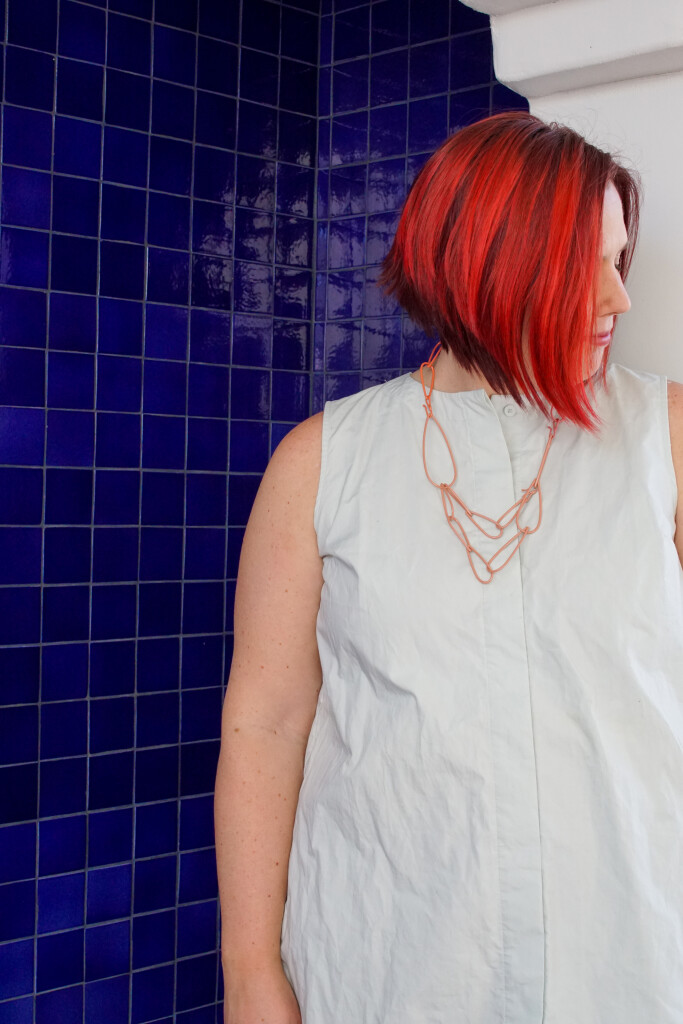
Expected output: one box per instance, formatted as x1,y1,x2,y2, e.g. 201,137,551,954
420,342,561,584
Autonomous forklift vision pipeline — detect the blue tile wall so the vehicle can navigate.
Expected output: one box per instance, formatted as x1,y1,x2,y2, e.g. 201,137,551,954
0,0,526,1018
314,0,528,404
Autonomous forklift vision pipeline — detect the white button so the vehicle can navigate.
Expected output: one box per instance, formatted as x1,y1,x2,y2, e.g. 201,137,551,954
503,404,516,417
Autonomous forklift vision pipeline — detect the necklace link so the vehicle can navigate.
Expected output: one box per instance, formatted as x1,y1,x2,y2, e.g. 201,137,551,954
420,342,561,584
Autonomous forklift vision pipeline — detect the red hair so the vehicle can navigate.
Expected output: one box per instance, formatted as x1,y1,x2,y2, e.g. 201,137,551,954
380,111,642,433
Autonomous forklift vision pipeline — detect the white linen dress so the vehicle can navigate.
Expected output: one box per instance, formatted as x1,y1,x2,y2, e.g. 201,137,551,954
280,361,683,1023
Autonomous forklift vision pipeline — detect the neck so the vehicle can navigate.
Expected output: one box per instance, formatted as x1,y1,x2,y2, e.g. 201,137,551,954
411,345,506,397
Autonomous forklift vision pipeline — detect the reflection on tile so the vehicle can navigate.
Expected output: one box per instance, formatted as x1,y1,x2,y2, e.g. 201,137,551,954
363,317,402,369
234,209,274,264
328,217,365,269
274,268,312,320
236,156,276,212
275,216,313,268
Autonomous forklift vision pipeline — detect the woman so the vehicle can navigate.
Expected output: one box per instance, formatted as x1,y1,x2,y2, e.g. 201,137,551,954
214,112,683,1023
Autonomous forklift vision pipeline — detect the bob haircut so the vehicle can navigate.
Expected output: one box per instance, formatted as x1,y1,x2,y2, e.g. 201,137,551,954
380,111,642,434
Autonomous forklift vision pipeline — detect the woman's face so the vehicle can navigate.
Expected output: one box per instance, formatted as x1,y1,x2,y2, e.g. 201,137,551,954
584,181,631,378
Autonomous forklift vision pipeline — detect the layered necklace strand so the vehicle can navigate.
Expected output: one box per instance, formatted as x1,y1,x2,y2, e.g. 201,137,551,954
419,342,562,584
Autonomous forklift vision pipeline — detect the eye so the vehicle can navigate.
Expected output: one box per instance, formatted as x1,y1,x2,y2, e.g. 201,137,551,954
615,251,626,272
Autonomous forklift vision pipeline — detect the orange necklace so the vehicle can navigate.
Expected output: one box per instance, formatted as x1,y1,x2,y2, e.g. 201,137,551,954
420,342,562,584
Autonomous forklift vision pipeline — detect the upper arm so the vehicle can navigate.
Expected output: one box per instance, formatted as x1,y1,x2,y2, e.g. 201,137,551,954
221,412,325,745
666,379,683,571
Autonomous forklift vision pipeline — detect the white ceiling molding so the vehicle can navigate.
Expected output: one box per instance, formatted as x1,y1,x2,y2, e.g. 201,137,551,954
460,0,683,97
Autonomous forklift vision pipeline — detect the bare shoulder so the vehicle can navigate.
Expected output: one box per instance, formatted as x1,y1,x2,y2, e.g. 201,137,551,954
666,380,683,568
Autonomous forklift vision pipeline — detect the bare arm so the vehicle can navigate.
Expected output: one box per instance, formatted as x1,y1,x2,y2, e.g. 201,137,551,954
214,411,324,991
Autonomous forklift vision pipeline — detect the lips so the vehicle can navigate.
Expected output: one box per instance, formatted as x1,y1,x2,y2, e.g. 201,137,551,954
593,330,612,346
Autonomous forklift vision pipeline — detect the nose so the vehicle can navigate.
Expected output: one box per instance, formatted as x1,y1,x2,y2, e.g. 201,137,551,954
600,266,631,318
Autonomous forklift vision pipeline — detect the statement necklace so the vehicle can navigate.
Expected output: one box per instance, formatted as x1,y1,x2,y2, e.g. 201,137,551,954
419,342,562,584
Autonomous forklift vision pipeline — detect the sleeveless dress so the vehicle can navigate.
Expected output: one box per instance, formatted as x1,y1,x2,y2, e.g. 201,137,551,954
279,360,683,1024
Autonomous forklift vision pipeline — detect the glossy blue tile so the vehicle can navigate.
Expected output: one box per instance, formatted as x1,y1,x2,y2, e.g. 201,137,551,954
46,409,94,467
52,175,100,236
179,794,215,849
277,165,314,216
236,155,275,211
411,0,449,43
39,756,86,817
236,101,276,158
108,12,151,75
369,103,407,159
491,82,528,115
326,270,364,320
193,147,234,205
199,0,238,41
137,636,180,693
190,308,231,365
90,697,134,753
328,217,365,269
0,646,39,705
85,975,130,1024
372,0,408,52
105,69,150,132
147,248,190,306
88,808,133,868
1,167,50,229
58,0,106,62
94,412,141,468
196,92,236,149
452,0,490,33
0,704,38,767
275,268,311,320
135,856,178,913
0,938,33,998
320,13,332,63
180,737,220,796
334,5,370,61
231,313,271,368
145,305,188,360
363,316,402,368
233,262,272,315
94,469,138,525
185,474,227,526
183,581,223,635
41,643,88,701
331,110,368,165
228,367,269,420
55,117,102,178
279,60,317,116
451,29,492,89
328,166,365,218
318,65,331,117
0,287,45,350
228,419,268,475
131,963,175,1022
88,752,134,812
156,0,197,31
148,192,191,251
152,80,195,141
181,634,223,689
370,49,408,106
273,321,309,371
411,40,449,97
178,848,217,903
408,95,448,153
192,201,233,257
143,360,187,415
367,158,405,213
89,640,136,697
48,352,94,410
49,293,96,354
101,184,147,244
135,745,179,801
140,526,183,580
0,822,36,883
37,986,84,1023
2,107,52,170
56,57,103,120
241,0,279,53
234,208,273,264
184,526,225,578
0,408,44,466
42,584,90,643
93,527,139,583
282,7,318,62
364,265,400,316
110,0,152,16
5,47,55,111
102,126,148,189
177,901,217,958
38,815,85,877
272,370,308,421
0,227,49,289
43,527,91,584
86,862,133,923
0,526,40,585
0,347,44,406
333,58,368,113
154,24,196,84
91,584,137,641
275,216,313,268
176,953,216,1012
0,880,33,944
136,693,179,747
135,801,177,858
37,872,85,933
50,235,98,294
191,254,232,310
240,48,277,106
97,356,142,413
188,363,229,418
450,87,492,131
99,298,144,357
132,909,175,969
45,468,93,524
100,241,145,301
277,111,316,167
86,920,131,981
141,472,184,525
36,928,84,991
149,136,192,195
8,0,55,49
